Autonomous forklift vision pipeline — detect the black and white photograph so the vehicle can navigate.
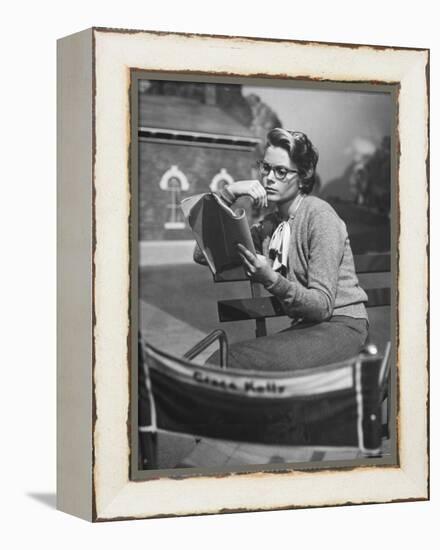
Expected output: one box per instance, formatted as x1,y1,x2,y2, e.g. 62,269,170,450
135,76,395,473
2,0,434,536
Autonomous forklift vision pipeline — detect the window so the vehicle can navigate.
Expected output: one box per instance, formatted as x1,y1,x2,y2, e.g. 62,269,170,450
159,165,189,229
209,168,234,192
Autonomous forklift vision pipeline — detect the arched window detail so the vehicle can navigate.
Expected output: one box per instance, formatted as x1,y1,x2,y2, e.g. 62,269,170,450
159,165,189,229
209,168,234,192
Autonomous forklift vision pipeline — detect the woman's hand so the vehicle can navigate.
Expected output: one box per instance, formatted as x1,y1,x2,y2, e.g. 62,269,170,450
226,180,267,208
237,243,278,286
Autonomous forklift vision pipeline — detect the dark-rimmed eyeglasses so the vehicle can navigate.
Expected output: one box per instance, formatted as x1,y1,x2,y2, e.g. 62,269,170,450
257,160,299,181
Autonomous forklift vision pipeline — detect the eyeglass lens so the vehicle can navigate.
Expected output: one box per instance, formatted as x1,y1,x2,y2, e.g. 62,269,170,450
258,162,290,180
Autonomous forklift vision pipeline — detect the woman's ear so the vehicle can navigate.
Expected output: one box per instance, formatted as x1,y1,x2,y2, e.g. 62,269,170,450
302,166,314,181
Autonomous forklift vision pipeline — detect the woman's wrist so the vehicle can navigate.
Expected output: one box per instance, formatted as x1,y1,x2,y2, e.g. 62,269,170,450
263,270,281,289
223,180,266,205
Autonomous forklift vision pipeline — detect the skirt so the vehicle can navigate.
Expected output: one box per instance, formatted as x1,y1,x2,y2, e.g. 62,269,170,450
206,315,369,371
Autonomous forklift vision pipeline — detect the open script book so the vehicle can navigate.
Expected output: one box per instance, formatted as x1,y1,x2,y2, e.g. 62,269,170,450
181,193,256,275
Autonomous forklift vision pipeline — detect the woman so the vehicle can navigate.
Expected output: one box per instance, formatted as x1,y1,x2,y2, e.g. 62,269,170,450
198,128,369,371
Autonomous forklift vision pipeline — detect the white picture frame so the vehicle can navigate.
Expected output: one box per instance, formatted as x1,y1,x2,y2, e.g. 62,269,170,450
57,27,429,521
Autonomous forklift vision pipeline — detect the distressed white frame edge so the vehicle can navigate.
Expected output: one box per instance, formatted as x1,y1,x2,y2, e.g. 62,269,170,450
57,28,94,521
86,29,427,520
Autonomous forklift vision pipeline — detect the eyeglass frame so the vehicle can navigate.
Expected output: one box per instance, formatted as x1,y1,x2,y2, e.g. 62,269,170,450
256,160,299,181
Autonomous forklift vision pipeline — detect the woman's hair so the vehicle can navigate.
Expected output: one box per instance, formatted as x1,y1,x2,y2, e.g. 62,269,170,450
266,128,319,194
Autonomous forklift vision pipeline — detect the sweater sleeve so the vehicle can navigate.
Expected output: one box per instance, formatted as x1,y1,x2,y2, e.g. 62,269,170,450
264,210,346,322
193,242,208,265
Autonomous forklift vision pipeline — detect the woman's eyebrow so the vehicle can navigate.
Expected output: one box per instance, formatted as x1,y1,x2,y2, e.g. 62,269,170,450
263,162,290,169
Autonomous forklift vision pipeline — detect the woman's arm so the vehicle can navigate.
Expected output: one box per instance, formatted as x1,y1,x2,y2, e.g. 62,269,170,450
224,180,267,209
265,211,346,322
193,242,208,265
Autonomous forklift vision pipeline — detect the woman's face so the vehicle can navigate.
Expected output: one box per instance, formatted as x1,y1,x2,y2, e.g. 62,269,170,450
261,145,301,205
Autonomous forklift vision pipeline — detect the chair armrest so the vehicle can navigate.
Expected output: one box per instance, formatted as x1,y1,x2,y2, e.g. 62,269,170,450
183,329,229,368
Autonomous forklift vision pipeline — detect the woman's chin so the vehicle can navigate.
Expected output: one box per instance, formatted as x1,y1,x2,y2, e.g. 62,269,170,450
266,193,278,203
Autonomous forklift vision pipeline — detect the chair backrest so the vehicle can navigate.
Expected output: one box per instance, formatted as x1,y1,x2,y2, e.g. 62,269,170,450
139,340,385,453
215,252,391,337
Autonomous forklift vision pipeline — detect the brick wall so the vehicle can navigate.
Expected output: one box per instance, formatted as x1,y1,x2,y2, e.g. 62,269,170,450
138,140,258,240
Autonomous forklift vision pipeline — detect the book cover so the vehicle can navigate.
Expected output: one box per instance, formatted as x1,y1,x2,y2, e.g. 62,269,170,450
181,193,256,275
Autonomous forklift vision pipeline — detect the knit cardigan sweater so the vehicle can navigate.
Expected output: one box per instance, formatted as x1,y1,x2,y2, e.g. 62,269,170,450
251,195,368,323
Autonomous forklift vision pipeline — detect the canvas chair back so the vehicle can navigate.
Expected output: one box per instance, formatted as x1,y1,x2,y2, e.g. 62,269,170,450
139,340,387,454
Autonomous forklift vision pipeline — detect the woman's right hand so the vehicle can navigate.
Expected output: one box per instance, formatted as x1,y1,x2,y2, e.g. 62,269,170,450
226,180,267,209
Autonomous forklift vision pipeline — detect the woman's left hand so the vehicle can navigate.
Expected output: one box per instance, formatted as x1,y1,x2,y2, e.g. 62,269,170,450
237,244,278,286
